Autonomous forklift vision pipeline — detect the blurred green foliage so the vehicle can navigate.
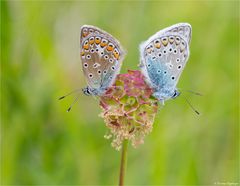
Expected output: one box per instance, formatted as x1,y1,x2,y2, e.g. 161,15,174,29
1,1,239,185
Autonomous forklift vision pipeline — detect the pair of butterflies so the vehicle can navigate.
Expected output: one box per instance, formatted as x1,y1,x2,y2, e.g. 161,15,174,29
80,23,192,104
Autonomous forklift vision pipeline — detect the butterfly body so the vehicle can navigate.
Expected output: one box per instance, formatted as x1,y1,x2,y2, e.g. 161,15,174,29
139,23,192,104
80,25,126,96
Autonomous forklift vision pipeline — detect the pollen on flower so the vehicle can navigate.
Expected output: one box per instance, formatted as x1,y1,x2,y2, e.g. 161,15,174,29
99,70,159,150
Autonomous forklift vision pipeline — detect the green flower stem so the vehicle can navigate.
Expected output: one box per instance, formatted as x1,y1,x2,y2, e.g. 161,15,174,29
119,140,129,186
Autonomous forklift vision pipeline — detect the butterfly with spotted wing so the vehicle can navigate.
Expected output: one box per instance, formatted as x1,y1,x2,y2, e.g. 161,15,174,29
139,23,192,105
80,25,126,96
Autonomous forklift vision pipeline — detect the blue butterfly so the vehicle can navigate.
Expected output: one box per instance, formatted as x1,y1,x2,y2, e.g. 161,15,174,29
80,25,126,96
139,23,192,104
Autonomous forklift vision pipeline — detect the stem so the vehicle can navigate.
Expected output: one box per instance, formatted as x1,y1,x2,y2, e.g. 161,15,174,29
119,140,129,186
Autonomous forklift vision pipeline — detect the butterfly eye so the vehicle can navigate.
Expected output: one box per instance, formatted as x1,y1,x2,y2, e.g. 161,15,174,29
97,70,101,74
174,49,177,54
152,56,156,60
157,70,161,73
169,48,172,52
147,64,151,68
178,65,182,69
158,53,162,57
176,58,180,63
109,58,113,63
164,71,167,74
90,49,95,53
103,70,107,74
111,66,115,71
171,76,175,80
172,90,178,98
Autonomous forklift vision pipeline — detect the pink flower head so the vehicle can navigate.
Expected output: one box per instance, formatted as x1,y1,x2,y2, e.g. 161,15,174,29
99,70,158,150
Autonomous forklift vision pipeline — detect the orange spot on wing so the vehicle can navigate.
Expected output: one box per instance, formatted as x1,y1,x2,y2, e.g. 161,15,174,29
83,41,89,50
82,28,89,37
113,49,120,59
107,44,114,51
89,37,94,44
161,37,168,46
100,41,108,48
82,32,88,37
95,37,101,44
155,43,161,49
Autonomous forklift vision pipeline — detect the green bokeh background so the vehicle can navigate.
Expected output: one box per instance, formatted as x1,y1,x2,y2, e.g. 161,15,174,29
1,1,239,185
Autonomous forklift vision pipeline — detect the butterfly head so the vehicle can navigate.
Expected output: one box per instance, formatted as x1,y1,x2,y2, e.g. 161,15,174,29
153,88,181,105
171,89,181,99
82,87,93,96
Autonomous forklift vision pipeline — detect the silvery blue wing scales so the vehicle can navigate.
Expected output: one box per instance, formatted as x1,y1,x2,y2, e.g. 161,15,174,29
139,23,192,104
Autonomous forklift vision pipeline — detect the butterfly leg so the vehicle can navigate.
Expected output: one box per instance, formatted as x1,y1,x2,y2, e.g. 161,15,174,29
159,99,165,105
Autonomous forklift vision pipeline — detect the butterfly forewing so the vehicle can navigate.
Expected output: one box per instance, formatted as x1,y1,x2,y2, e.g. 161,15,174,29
80,25,125,95
139,23,192,100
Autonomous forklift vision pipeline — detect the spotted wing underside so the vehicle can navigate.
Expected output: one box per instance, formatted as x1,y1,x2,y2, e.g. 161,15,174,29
140,23,192,92
80,25,126,95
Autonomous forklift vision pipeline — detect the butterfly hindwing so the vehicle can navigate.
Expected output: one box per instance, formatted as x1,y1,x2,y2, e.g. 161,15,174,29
80,25,125,96
139,23,192,101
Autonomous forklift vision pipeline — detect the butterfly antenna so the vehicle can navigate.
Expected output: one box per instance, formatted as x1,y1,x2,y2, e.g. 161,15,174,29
67,94,81,112
58,89,81,100
179,88,203,96
186,90,203,96
182,95,200,115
